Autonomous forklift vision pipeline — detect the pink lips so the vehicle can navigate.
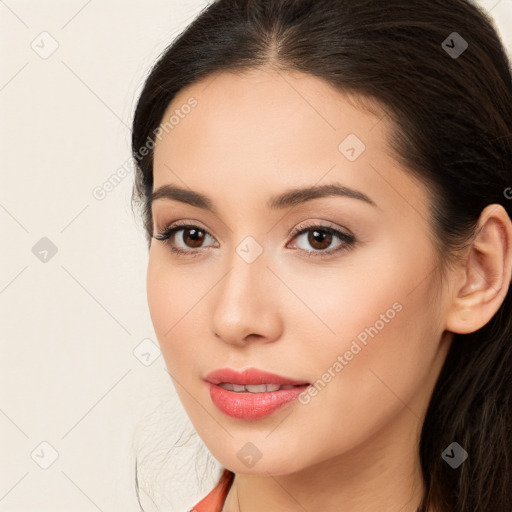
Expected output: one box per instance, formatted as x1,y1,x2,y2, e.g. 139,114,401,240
204,367,310,420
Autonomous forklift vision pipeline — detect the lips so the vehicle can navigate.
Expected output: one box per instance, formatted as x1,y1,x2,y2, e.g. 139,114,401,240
204,367,310,386
204,367,311,420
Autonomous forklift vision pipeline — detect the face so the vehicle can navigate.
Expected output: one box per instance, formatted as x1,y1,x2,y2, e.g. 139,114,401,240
147,68,453,476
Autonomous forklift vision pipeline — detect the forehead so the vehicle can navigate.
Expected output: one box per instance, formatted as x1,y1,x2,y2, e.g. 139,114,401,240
154,68,381,169
152,69,429,221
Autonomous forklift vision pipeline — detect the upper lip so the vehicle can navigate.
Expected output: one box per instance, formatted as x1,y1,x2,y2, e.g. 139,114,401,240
204,367,310,386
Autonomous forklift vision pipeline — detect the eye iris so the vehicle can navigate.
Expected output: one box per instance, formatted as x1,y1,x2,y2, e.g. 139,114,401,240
308,229,332,250
183,228,205,248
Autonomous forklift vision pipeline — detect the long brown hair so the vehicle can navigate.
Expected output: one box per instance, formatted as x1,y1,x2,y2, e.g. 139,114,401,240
131,1,512,510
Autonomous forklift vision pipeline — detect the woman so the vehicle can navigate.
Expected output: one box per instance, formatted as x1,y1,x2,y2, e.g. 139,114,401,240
131,0,512,510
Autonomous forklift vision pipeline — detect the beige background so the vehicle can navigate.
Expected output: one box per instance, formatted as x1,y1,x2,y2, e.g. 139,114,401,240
0,1,511,511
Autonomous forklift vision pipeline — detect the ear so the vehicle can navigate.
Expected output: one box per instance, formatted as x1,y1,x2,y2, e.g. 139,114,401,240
445,204,512,334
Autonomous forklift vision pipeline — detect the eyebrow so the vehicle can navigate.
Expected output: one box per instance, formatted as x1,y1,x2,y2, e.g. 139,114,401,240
149,182,377,214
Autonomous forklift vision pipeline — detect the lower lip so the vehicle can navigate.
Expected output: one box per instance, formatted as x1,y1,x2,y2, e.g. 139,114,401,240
207,382,310,420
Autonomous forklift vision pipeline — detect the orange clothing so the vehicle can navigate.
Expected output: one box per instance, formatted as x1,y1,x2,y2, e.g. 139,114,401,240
190,469,235,512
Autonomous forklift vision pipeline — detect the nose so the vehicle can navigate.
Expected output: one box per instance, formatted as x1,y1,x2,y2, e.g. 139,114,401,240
210,252,283,347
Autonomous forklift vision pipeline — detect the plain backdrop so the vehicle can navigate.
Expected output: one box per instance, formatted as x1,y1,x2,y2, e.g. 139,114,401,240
0,1,511,511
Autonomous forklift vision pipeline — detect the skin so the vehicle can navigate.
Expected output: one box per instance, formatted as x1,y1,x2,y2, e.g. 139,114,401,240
146,67,512,512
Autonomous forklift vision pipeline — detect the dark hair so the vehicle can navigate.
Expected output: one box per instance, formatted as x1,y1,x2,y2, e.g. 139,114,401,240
131,0,512,510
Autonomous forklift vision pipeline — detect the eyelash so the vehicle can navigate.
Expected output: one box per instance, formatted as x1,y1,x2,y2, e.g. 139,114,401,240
153,220,356,259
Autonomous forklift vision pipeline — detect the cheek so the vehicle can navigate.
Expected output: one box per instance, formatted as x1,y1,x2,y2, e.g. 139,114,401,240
146,247,215,376
283,244,443,446
146,250,189,368
146,250,170,341
285,228,441,365
146,255,214,437
281,234,438,370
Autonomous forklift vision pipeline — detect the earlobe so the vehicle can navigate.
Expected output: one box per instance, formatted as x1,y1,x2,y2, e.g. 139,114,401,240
445,204,512,335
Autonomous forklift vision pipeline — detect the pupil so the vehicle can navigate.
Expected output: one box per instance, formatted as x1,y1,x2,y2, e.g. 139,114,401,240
309,230,331,249
185,228,204,248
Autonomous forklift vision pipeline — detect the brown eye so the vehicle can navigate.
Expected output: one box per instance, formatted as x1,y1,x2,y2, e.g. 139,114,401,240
180,227,206,248
153,222,217,256
306,229,333,251
289,223,356,258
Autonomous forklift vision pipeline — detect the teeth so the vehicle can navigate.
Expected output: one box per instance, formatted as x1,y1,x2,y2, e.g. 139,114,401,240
218,383,299,392
245,384,268,393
